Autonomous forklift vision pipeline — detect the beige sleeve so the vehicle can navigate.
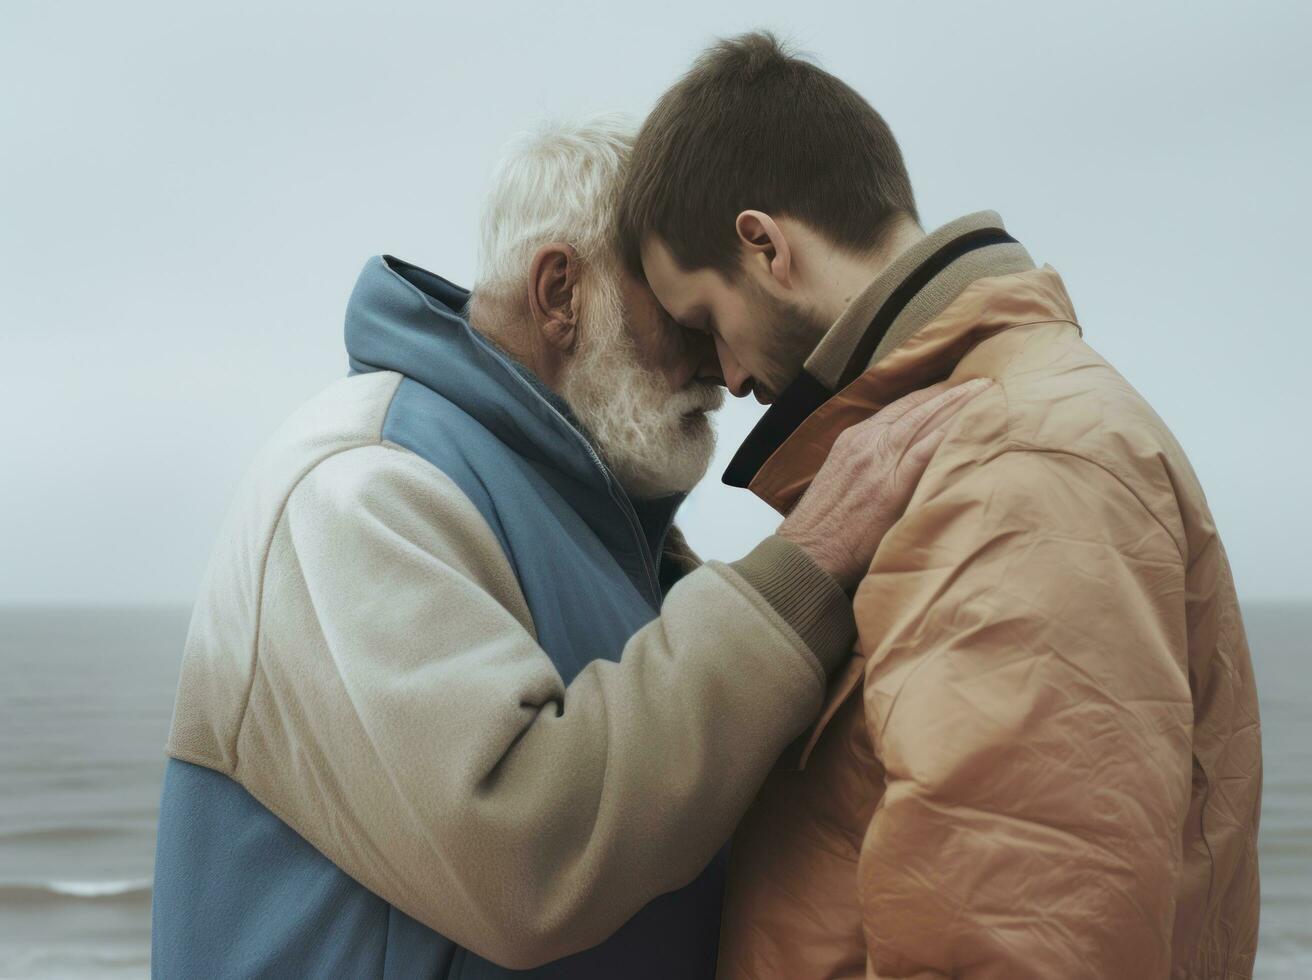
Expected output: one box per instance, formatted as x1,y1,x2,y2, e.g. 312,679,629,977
233,443,853,969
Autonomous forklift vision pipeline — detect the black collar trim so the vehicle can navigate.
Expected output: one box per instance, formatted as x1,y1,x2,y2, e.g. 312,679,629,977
722,227,1018,490
722,370,831,488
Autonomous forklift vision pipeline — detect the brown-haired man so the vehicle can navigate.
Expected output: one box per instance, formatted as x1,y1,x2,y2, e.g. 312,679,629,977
618,31,1262,980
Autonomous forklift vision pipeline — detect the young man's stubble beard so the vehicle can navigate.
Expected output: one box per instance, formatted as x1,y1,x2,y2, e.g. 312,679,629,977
742,272,831,403
560,265,725,500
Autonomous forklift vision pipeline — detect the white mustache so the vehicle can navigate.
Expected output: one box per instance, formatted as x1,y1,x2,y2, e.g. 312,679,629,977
670,383,725,415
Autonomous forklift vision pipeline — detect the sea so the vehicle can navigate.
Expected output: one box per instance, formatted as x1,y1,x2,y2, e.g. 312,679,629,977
1,601,1309,979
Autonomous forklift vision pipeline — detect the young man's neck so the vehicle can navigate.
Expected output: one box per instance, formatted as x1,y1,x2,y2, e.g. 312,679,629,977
810,217,925,327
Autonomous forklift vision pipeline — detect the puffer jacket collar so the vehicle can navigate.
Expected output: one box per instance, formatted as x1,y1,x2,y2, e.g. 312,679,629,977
724,212,1034,489
751,265,1079,517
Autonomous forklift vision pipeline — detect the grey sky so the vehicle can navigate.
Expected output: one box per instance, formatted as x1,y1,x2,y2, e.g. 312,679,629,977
2,0,1308,604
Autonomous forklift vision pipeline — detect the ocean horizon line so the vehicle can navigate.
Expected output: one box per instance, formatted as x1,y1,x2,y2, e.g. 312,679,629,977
3,595,1311,613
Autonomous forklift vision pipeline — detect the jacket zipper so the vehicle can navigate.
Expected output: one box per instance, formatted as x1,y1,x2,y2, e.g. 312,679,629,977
484,346,664,606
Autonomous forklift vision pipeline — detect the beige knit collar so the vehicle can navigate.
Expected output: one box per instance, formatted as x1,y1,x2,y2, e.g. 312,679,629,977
723,211,1035,489
805,211,1035,389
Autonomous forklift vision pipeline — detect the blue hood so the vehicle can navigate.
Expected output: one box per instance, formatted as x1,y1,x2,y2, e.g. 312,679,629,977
343,254,684,604
344,254,608,494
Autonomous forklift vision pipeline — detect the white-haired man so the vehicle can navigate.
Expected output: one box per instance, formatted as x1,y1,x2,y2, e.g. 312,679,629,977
151,116,986,978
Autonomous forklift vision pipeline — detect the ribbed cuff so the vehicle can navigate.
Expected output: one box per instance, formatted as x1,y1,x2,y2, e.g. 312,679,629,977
729,535,856,675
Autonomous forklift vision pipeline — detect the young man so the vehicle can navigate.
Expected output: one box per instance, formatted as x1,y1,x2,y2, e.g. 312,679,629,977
619,33,1262,980
151,116,982,978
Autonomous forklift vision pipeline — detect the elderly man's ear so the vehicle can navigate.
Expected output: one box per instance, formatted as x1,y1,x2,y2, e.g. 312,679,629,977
528,243,581,354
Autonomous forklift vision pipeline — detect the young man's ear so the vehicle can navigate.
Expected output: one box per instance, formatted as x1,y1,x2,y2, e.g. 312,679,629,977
527,242,581,352
735,210,793,288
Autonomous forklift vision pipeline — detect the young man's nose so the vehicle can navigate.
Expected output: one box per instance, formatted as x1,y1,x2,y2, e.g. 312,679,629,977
727,372,755,399
714,336,754,398
691,334,725,387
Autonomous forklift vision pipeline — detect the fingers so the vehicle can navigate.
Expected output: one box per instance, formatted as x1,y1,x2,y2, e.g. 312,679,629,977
888,422,948,492
871,379,956,426
829,378,992,468
891,377,993,444
903,421,951,466
892,383,988,481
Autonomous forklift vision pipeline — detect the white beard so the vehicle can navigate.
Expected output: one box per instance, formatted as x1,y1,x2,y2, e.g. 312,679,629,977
559,270,723,499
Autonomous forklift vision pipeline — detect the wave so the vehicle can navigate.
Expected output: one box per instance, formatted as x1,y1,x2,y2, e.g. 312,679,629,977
49,878,152,898
0,824,127,845
0,946,152,980
0,878,152,904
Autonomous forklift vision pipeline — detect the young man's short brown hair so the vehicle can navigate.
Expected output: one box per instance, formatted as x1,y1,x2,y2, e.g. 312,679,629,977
618,31,918,279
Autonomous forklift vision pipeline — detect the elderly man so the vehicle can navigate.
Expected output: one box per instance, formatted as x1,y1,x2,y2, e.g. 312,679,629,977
150,116,983,978
619,32,1262,980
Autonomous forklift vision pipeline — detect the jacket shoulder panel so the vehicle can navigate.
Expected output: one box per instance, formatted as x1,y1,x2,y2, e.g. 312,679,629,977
167,371,462,774
982,329,1195,560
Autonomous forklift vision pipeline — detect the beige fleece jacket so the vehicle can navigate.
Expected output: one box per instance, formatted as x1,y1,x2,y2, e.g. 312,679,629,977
166,368,855,969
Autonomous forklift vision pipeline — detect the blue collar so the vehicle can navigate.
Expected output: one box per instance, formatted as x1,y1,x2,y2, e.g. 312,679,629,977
343,255,686,573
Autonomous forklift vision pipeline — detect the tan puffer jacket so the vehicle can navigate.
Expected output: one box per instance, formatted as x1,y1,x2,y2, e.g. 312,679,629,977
717,262,1261,979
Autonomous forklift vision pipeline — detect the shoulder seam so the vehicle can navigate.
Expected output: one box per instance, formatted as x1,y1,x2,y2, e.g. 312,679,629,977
988,446,1187,564
233,438,393,771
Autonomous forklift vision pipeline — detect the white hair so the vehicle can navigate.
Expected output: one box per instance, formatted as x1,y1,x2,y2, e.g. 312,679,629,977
474,113,635,310
470,113,722,498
